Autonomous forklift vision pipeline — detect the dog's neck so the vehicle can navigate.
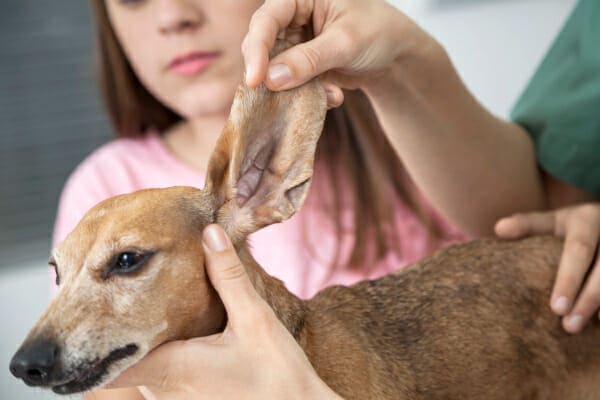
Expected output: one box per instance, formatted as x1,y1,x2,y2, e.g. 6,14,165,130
237,245,308,339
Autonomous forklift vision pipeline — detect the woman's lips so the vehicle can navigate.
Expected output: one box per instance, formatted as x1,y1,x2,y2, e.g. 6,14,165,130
169,52,219,76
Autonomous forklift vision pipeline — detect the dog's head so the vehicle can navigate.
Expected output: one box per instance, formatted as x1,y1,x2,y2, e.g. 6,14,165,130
10,63,326,394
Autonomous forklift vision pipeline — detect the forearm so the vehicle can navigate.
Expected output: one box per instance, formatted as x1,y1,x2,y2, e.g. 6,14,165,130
363,34,545,237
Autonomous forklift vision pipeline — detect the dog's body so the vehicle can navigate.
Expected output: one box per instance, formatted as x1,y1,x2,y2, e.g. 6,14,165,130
10,41,600,398
259,236,600,399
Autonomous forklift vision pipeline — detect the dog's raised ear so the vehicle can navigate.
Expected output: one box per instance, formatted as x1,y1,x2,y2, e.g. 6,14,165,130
204,47,326,240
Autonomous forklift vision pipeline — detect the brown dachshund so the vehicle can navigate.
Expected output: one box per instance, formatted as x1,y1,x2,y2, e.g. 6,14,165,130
10,41,600,399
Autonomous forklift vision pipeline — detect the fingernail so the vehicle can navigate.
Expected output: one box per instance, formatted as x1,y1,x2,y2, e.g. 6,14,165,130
565,315,583,332
268,64,291,87
552,296,570,315
325,89,337,105
203,225,229,252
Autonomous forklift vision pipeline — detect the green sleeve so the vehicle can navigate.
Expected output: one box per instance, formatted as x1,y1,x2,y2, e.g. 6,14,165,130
511,0,600,196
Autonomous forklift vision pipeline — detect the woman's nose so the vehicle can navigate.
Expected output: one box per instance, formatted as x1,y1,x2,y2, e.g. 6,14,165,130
155,0,204,35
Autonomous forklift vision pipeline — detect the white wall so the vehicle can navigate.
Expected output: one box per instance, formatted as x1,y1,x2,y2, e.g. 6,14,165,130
390,0,577,117
1,267,59,399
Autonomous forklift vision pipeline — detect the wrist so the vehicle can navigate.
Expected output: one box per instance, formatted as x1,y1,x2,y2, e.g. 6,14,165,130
361,20,448,104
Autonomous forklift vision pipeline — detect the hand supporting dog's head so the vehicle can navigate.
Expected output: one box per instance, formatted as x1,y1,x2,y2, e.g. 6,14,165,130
10,55,326,394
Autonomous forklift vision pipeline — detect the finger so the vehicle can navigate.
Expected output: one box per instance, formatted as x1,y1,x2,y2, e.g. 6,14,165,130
550,215,600,316
106,341,188,389
562,255,600,334
265,31,351,90
322,83,344,109
202,224,267,329
494,211,556,239
243,0,307,87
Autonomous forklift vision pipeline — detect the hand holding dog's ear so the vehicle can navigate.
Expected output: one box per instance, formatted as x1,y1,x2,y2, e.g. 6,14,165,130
204,62,326,241
241,0,422,101
106,225,342,400
495,203,600,334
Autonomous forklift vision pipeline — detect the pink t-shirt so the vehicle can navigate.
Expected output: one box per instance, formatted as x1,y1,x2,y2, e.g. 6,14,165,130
53,132,466,299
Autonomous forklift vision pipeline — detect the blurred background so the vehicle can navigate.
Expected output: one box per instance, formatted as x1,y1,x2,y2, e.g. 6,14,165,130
0,0,577,398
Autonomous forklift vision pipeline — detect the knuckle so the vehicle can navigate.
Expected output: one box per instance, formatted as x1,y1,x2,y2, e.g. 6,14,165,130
300,45,323,75
335,26,358,52
252,303,278,331
574,291,600,316
260,11,280,34
566,238,595,261
158,367,172,391
157,345,184,390
248,8,273,37
569,212,589,228
557,271,583,294
218,259,247,281
293,0,312,26
576,203,600,220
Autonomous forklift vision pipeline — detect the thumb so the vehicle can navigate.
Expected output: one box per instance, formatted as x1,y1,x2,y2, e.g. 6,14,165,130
106,334,225,391
495,211,556,239
105,340,188,390
265,32,347,90
202,224,265,329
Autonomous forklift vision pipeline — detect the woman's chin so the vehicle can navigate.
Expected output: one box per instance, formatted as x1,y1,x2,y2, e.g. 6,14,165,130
175,84,237,119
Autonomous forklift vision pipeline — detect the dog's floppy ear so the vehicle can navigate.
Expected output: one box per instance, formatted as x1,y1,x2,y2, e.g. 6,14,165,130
204,44,326,239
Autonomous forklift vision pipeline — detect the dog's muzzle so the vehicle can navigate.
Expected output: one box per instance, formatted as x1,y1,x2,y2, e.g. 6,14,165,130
10,339,138,394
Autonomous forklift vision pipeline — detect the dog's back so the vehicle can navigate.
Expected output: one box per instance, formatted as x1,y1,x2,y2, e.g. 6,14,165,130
302,236,600,400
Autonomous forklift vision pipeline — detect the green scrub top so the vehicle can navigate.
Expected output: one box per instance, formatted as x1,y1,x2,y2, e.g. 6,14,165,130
511,0,600,196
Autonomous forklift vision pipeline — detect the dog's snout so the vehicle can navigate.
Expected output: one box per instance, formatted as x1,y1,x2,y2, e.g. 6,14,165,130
10,339,60,386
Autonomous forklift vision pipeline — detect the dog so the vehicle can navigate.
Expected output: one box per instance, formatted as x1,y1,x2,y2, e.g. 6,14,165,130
10,42,600,399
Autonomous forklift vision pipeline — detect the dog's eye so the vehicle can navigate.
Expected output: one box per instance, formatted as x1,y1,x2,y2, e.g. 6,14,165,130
111,252,151,275
49,261,59,286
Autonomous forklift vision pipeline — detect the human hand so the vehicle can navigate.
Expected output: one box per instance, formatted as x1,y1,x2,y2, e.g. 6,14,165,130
495,203,600,334
242,0,432,106
105,224,342,400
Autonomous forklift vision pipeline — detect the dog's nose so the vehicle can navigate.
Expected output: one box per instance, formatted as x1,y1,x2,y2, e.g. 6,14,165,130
10,339,60,386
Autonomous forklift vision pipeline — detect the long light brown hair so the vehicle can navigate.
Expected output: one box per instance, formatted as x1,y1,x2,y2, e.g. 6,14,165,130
90,0,447,274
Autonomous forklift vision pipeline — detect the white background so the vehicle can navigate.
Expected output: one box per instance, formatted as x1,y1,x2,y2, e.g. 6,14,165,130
390,0,577,116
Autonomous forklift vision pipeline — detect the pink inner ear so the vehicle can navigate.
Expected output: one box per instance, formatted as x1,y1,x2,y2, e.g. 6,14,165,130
236,165,262,207
235,138,276,207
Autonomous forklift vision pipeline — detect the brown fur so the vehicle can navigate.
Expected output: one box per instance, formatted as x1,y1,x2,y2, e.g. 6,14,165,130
11,41,600,398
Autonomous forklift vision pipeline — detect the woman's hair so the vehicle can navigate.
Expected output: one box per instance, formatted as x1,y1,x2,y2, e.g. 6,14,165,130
90,0,446,274
91,0,181,135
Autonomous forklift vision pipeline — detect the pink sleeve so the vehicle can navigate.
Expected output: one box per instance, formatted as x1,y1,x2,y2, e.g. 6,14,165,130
50,160,114,296
52,161,113,249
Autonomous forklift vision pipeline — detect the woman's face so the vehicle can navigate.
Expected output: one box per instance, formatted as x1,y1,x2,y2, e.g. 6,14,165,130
105,0,263,119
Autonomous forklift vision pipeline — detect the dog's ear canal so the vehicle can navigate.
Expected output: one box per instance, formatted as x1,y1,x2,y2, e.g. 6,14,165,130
203,42,327,236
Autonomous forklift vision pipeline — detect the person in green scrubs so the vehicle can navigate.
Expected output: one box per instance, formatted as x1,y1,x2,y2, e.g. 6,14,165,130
512,0,600,197
499,0,600,333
